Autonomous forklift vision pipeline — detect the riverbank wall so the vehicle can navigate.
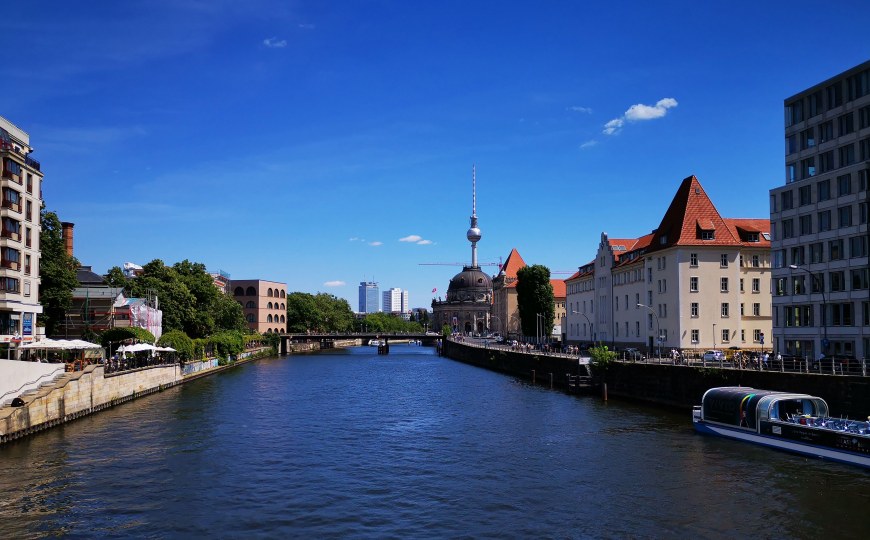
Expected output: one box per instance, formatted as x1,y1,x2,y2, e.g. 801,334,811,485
444,340,870,417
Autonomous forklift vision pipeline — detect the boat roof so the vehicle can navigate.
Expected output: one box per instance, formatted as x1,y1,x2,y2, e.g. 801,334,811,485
702,387,827,403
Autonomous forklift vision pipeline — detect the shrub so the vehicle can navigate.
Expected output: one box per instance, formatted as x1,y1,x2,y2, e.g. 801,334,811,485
157,330,194,360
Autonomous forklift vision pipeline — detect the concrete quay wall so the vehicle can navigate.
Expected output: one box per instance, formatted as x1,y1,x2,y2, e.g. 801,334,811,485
444,340,870,418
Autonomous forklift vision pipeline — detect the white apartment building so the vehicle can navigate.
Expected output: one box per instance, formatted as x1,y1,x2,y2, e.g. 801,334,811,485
771,60,870,361
0,116,43,353
382,288,409,315
566,176,772,355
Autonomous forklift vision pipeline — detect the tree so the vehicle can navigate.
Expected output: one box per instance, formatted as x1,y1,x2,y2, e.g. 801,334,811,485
104,266,130,289
516,264,555,340
286,292,320,332
39,209,80,336
158,330,194,360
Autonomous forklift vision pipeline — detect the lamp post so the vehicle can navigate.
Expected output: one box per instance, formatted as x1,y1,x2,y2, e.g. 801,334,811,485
571,310,593,344
536,313,544,345
789,264,827,357
636,303,660,359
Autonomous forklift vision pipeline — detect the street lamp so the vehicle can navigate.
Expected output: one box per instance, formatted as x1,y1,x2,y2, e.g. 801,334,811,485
536,313,544,345
489,315,502,336
636,303,661,359
789,264,828,357
571,310,593,343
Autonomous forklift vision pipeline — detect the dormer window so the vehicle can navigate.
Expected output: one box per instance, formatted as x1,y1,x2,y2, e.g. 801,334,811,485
747,232,760,242
701,230,714,240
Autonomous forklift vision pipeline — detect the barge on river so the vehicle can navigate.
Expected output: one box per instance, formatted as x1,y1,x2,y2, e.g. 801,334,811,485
692,387,870,468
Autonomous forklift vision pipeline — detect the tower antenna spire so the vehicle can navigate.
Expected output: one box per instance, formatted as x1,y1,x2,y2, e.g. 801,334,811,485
466,164,482,268
472,164,477,217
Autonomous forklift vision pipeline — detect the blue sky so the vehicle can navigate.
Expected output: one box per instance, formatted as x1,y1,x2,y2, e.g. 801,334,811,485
3,1,869,312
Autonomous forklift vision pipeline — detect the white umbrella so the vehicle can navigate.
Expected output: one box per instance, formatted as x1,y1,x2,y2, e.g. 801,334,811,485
155,346,176,352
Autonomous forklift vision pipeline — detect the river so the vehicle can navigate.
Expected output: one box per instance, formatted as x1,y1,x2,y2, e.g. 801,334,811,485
1,344,867,538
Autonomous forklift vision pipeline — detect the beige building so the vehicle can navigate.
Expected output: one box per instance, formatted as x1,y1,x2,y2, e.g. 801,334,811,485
491,248,525,338
771,60,870,360
0,116,43,355
231,280,287,334
566,175,772,356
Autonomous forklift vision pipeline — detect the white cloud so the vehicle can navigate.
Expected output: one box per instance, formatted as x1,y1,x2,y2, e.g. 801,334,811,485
416,239,433,245
399,235,423,243
324,280,345,287
568,106,592,114
580,140,598,149
263,37,287,48
603,97,678,136
369,241,382,246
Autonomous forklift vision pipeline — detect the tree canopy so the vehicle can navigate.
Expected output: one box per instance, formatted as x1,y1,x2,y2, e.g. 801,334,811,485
516,264,555,340
286,292,354,332
356,312,422,334
39,209,80,336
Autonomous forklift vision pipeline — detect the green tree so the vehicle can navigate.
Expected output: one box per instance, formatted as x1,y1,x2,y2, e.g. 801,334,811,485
103,266,130,289
588,344,617,376
39,209,80,336
213,292,248,333
158,329,194,360
313,293,354,332
286,292,320,332
515,264,555,340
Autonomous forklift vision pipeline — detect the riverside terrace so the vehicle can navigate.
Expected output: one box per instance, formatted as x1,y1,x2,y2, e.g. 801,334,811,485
278,333,440,354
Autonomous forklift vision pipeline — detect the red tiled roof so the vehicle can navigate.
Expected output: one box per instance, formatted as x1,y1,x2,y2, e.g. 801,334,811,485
724,218,771,246
500,248,527,278
649,175,739,251
551,279,566,299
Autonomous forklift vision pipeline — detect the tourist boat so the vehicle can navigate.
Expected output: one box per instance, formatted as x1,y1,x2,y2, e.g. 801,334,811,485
692,387,870,468
368,339,384,347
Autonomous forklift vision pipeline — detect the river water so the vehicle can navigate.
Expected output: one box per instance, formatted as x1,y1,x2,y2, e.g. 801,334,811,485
1,345,868,538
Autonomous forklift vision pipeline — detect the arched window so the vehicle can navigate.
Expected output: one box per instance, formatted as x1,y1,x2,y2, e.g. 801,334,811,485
281,303,285,310
246,314,255,323
234,287,244,296
280,290,286,298
267,302,273,309
280,327,285,333
267,288,273,297
280,315,285,323
267,314,273,323
245,301,255,309
246,286,256,296
265,328,272,334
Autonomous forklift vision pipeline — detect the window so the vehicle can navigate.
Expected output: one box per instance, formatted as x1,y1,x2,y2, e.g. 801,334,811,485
691,329,699,343
691,302,699,317
786,134,797,154
850,236,868,258
0,277,19,293
690,253,698,267
754,329,762,342
721,329,730,344
837,113,854,136
819,120,834,143
818,210,831,231
740,278,744,292
817,179,831,201
808,90,823,117
830,239,844,260
775,277,787,296
23,280,30,297
24,254,30,275
793,276,806,295
690,277,698,292
798,184,812,206
838,206,852,228
860,105,870,130
721,303,729,317
720,277,729,292
782,219,794,238
245,301,255,308
819,150,835,173
799,214,812,235
720,254,728,267
790,246,804,266
809,242,824,263
826,83,842,108
852,269,869,290
811,274,824,293
752,278,760,293
830,271,846,292
741,329,746,342
740,303,745,315
753,303,761,316
786,163,796,183
701,230,714,240
839,145,856,167
751,255,760,268
24,200,31,222
780,190,793,210
24,227,30,248
829,303,853,326
837,173,852,196
800,128,815,150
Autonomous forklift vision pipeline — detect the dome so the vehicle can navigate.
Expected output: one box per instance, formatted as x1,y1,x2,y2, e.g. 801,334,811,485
445,266,492,303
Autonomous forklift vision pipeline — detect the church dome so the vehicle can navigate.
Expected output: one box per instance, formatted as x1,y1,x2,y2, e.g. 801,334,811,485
446,266,492,303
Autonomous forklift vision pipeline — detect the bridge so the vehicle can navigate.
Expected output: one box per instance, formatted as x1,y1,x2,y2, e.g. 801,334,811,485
279,333,441,355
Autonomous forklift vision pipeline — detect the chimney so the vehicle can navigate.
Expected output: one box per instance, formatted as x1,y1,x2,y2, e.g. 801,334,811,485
61,222,74,257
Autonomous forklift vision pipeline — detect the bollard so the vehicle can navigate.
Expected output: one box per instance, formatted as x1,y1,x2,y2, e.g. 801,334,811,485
602,382,608,401
532,369,536,385
549,372,553,389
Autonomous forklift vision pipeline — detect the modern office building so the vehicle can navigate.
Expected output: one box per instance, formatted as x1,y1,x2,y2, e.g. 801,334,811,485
231,279,287,334
358,281,379,313
771,60,870,360
565,175,772,355
0,116,43,355
382,288,409,315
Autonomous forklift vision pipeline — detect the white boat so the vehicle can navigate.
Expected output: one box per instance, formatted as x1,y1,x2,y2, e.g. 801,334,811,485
368,339,384,347
693,387,870,469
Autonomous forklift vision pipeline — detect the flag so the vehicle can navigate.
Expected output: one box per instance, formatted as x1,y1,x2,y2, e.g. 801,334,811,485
432,288,437,293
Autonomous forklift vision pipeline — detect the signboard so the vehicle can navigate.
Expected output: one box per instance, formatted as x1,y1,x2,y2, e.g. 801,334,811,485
22,313,32,336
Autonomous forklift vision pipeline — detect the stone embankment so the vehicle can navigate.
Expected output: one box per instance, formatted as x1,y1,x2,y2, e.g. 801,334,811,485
444,340,870,418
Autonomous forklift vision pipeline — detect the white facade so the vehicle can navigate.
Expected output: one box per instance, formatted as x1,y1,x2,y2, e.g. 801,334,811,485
0,116,43,355
382,288,408,314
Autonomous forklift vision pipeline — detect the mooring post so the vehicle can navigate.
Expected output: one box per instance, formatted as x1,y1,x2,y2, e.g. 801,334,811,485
602,382,608,401
531,369,536,385
549,372,553,389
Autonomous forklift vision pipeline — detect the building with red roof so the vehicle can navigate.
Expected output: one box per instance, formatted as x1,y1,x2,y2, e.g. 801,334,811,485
565,175,772,355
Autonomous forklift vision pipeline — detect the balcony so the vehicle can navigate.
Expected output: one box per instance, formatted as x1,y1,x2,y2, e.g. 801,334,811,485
1,259,19,271
2,200,20,212
1,229,20,241
25,155,40,172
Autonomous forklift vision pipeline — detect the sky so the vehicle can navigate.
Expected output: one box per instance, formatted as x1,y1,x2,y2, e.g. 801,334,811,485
3,1,869,312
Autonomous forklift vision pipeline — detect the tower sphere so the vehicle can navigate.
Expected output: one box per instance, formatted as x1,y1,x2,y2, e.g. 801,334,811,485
467,227,481,243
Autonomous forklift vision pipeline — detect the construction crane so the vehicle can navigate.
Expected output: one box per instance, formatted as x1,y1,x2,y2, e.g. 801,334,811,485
419,259,573,275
